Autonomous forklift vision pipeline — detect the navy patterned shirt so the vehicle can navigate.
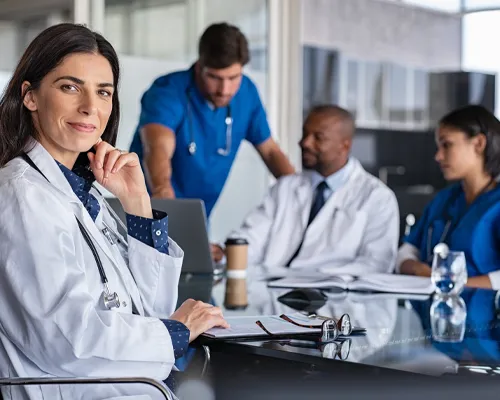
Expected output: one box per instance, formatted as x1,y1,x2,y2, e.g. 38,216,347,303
56,160,190,376
57,161,170,254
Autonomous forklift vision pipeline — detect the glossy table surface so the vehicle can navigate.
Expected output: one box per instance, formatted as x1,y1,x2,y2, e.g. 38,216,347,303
178,266,500,378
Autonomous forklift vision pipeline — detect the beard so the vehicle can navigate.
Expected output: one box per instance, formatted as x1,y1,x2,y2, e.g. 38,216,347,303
301,150,319,170
207,93,231,108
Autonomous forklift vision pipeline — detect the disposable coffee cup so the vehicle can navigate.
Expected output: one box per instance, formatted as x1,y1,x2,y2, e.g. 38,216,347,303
224,277,248,310
225,237,249,272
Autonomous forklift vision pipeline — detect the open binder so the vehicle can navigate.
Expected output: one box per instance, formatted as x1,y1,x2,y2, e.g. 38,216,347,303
267,273,434,295
202,314,365,342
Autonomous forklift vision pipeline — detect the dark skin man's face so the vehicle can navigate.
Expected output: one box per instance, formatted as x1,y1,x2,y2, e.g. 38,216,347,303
299,112,352,176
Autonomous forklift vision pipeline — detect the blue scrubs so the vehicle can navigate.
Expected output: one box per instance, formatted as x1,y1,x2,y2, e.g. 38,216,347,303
405,183,500,277
129,65,271,217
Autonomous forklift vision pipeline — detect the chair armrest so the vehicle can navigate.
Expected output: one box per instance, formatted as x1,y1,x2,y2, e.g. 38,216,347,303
0,376,172,400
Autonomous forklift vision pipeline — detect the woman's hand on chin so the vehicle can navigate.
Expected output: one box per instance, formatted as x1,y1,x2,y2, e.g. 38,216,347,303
88,139,152,218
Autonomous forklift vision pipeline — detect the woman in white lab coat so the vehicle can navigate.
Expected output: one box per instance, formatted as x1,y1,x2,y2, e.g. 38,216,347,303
0,23,228,400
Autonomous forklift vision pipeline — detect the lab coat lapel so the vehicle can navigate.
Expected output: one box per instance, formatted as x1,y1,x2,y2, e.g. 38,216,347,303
336,160,365,207
294,175,314,233
27,141,122,278
305,160,364,232
73,204,122,275
97,201,145,314
26,141,81,205
74,194,144,314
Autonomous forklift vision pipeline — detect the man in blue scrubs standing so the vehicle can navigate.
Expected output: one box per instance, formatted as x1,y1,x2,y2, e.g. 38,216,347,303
129,22,295,220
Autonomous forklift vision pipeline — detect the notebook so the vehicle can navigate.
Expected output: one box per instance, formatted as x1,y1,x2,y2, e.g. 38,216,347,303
267,273,434,295
202,314,365,340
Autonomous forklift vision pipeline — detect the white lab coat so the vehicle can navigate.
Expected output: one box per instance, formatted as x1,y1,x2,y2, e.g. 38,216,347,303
232,158,399,274
0,141,184,400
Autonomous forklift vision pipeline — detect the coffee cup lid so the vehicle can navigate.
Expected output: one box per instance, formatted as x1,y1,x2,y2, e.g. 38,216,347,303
225,237,248,246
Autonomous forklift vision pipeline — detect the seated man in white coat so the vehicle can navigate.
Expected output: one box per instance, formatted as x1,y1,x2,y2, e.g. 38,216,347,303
216,105,399,273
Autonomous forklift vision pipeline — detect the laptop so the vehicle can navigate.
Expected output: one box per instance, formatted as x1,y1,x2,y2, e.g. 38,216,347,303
104,197,215,274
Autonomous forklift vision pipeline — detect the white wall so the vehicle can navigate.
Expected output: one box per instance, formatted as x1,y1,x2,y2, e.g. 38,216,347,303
115,56,187,152
0,22,18,71
302,0,462,69
203,0,267,45
0,71,12,95
105,3,188,59
104,0,268,64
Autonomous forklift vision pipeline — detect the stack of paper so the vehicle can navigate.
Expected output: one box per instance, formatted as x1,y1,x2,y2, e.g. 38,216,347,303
268,273,434,295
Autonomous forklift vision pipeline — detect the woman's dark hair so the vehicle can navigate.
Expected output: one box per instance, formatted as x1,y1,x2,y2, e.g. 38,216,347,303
439,104,500,179
0,23,120,168
198,23,250,69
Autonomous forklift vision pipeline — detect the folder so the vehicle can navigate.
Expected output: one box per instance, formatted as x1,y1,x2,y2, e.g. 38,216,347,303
267,273,434,295
202,314,365,341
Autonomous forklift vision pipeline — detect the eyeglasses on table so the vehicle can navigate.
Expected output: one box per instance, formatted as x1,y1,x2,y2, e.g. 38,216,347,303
256,313,352,344
277,337,352,360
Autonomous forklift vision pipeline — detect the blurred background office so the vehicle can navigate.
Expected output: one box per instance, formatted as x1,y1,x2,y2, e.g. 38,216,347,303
0,0,499,244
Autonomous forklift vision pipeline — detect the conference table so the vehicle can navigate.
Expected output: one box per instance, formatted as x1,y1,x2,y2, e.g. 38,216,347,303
176,266,500,400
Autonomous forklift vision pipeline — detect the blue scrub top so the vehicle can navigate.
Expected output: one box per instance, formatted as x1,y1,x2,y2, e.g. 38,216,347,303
129,65,271,217
405,183,500,277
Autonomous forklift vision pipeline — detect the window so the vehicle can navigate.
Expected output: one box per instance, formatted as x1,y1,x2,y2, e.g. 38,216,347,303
363,61,384,124
382,0,462,13
403,0,461,12
104,0,268,70
462,10,500,116
463,0,500,11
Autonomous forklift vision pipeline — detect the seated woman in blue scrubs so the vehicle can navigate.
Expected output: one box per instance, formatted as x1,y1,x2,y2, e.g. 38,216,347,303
397,105,500,289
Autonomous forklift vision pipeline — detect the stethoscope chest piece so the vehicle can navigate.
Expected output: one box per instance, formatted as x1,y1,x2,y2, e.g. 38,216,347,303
103,283,120,309
185,88,232,157
433,243,450,259
188,142,197,155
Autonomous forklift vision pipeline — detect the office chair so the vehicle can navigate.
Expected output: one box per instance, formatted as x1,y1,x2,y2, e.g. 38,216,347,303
0,376,172,400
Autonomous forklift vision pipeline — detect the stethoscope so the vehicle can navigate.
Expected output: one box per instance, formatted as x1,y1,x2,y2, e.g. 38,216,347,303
425,218,453,264
425,178,496,264
22,154,123,310
185,87,232,157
